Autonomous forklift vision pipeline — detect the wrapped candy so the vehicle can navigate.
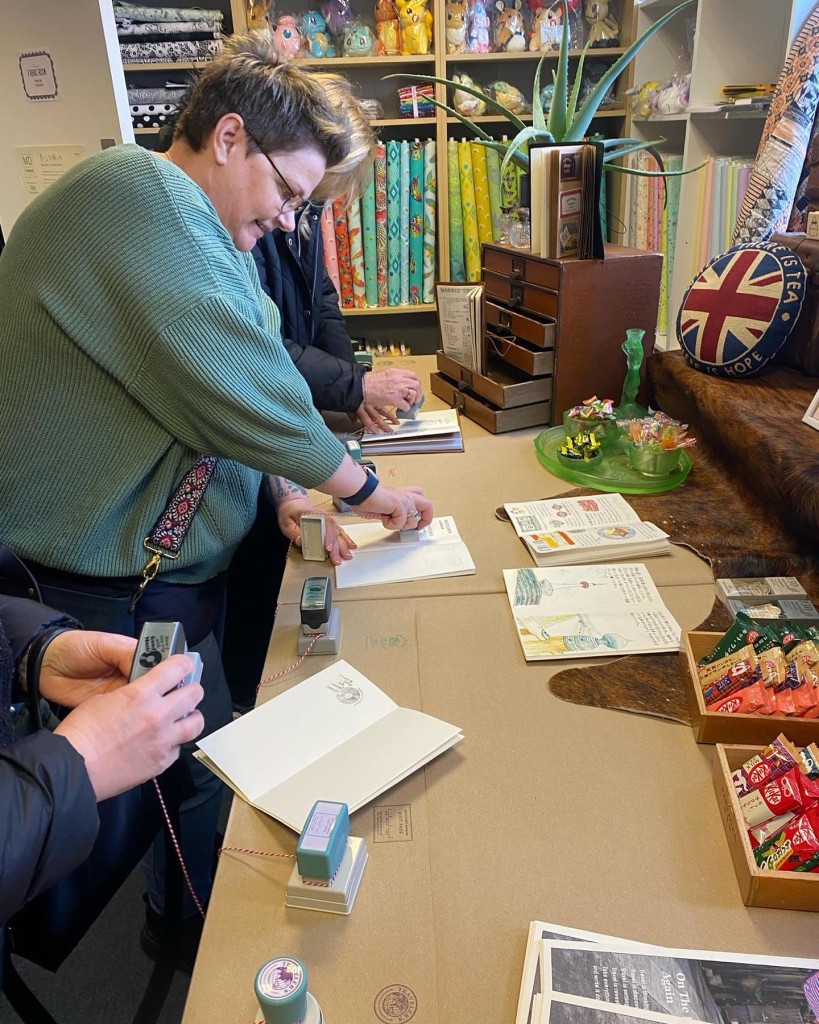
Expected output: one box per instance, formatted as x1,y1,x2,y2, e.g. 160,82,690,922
567,395,615,421
625,411,696,450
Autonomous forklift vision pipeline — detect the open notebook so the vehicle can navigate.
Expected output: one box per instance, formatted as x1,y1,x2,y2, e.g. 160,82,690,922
335,516,475,589
194,661,463,832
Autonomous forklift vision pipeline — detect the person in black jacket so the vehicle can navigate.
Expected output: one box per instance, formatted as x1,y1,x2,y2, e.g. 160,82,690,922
0,595,204,982
252,207,424,432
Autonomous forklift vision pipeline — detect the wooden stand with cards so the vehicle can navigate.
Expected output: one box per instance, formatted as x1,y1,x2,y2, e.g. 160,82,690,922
431,242,662,433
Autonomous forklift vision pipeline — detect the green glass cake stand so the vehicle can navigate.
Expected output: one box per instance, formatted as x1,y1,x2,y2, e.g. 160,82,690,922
534,426,693,494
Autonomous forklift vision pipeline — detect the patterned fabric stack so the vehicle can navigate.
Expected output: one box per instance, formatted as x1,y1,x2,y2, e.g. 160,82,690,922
322,137,437,309
447,139,518,282
115,2,223,66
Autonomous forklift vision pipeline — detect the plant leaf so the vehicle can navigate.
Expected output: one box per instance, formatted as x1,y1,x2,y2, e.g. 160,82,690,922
566,41,591,127
383,72,526,131
531,50,549,133
569,0,697,141
473,138,530,170
602,138,669,161
547,0,571,140
499,125,555,178
606,160,706,178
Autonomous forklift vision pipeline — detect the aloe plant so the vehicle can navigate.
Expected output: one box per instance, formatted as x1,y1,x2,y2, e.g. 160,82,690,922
386,0,697,181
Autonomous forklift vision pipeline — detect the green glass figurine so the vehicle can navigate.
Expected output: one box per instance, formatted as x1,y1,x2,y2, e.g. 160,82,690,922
615,328,648,420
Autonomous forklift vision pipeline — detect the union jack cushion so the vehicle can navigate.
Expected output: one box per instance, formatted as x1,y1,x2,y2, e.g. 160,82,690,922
677,242,807,378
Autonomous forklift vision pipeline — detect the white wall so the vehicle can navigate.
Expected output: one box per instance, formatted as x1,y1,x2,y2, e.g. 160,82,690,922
0,0,131,236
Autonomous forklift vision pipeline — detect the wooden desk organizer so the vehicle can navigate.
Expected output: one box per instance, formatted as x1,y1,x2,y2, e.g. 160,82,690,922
433,243,662,433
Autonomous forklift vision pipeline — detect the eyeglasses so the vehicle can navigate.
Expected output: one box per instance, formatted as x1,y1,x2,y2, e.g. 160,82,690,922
244,126,306,215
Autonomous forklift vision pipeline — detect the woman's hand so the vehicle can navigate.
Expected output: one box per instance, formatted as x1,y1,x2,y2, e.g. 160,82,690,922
277,499,357,565
38,630,139,707
356,369,424,433
357,485,433,531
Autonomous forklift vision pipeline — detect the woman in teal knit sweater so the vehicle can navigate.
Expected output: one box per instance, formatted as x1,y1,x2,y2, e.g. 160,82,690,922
0,33,433,968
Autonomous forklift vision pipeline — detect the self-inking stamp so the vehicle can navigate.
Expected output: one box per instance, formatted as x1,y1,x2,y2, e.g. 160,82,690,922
254,956,323,1024
396,392,425,420
298,577,340,655
285,800,367,914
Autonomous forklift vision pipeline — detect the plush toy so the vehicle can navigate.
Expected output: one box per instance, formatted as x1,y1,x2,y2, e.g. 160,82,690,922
397,0,434,54
540,82,554,111
320,0,355,41
529,2,562,50
452,71,487,116
487,80,531,114
342,20,376,54
466,0,491,52
584,0,619,47
655,73,690,114
445,0,468,53
493,0,526,52
271,14,305,59
299,10,336,55
375,0,401,55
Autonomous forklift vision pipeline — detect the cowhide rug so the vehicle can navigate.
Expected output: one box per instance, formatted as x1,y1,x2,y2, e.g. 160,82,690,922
548,443,819,724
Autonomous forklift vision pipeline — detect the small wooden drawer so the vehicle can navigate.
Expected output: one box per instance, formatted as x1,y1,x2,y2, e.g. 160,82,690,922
714,743,819,911
430,372,551,433
436,350,553,408
486,331,555,376
485,301,556,350
682,631,819,746
483,270,558,319
483,244,561,292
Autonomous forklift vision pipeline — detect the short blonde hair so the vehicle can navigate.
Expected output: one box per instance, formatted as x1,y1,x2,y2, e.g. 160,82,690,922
176,31,377,202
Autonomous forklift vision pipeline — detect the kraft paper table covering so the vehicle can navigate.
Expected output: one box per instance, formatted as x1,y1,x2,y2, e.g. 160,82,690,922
409,141,425,305
331,197,354,310
485,145,502,242
422,140,437,305
360,161,378,307
446,140,466,282
386,140,402,306
183,590,819,1024
374,141,389,307
469,141,494,249
320,203,341,297
457,140,481,282
346,197,366,309
400,140,411,306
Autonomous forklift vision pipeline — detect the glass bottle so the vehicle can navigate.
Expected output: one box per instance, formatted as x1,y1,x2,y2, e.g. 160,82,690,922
509,207,530,249
498,205,514,245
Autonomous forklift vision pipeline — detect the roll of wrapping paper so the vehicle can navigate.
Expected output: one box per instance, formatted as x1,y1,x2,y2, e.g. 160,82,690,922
422,140,436,305
332,198,354,309
470,142,493,248
447,140,466,282
400,140,410,305
485,146,502,242
374,144,388,306
386,140,401,306
409,141,425,304
458,140,481,283
321,203,341,296
360,162,378,307
347,197,366,309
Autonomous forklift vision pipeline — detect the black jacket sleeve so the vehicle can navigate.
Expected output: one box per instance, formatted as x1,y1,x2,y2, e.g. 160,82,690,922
0,731,99,926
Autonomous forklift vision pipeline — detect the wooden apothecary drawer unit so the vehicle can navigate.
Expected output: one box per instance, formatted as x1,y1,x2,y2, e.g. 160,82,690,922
435,243,662,433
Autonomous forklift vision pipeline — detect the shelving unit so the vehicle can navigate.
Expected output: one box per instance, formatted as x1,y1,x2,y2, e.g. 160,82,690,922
629,0,814,349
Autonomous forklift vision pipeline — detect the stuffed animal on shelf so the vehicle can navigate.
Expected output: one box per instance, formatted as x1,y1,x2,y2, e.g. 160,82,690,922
493,0,526,52
584,0,619,47
452,71,487,115
445,0,468,53
320,0,355,42
397,0,434,54
271,14,305,59
529,1,562,49
299,10,336,55
466,0,491,52
342,20,376,54
487,80,531,113
375,0,401,55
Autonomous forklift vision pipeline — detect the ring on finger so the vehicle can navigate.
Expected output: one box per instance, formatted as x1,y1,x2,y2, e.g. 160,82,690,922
408,508,420,520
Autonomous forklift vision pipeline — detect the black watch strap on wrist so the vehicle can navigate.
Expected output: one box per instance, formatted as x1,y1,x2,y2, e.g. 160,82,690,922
342,466,380,506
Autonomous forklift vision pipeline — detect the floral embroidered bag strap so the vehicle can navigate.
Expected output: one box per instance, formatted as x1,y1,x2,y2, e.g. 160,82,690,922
129,454,217,611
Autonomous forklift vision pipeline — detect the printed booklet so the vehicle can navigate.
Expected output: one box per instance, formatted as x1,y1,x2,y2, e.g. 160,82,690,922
503,562,680,661
504,494,669,567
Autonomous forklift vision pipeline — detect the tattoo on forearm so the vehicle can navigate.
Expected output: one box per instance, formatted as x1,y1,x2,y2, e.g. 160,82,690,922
270,475,308,504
